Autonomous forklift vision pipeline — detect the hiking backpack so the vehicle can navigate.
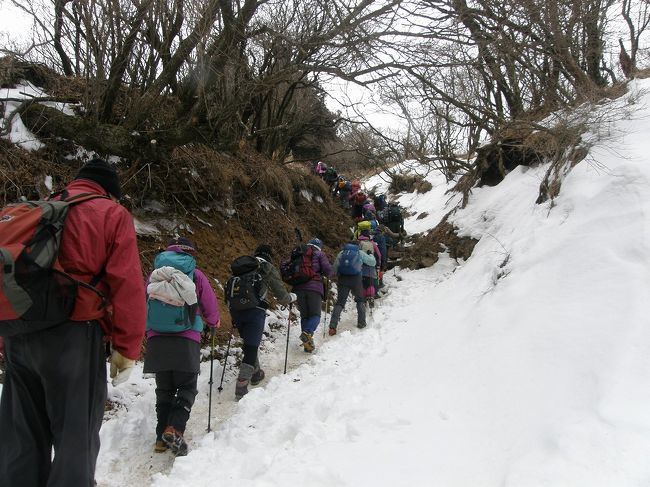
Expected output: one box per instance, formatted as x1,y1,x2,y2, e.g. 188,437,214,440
374,194,387,211
0,193,109,337
146,251,201,333
354,192,367,205
225,256,264,311
337,244,362,276
387,204,402,223
359,240,378,278
280,244,320,286
325,167,338,182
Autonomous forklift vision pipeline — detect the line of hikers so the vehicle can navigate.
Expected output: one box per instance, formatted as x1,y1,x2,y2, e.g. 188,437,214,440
311,160,406,245
0,157,407,486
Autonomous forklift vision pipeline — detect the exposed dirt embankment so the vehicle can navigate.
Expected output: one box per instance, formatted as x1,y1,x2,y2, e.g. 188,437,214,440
1,138,353,346
397,214,478,270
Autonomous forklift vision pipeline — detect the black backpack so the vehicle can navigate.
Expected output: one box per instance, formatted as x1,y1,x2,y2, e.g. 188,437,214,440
225,256,264,311
387,205,402,223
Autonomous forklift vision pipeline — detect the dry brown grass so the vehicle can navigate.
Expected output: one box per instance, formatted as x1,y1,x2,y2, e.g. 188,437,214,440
0,139,75,204
398,213,478,269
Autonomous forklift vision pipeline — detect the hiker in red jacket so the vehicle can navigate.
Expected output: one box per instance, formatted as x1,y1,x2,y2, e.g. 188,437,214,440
0,158,146,487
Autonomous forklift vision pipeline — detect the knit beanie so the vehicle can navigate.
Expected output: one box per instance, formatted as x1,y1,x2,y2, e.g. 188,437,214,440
75,158,122,199
167,236,196,254
308,238,323,251
254,244,273,263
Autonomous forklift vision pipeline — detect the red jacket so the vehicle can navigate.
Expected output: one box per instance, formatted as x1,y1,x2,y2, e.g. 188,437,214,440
58,179,146,359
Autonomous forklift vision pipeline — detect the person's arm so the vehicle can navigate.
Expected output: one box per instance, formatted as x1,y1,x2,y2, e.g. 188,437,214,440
332,253,341,276
194,268,221,327
360,251,376,267
105,208,146,360
318,252,334,278
264,262,292,305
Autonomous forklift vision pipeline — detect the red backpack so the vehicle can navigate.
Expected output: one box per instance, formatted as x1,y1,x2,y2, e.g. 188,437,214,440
280,244,320,286
354,192,367,205
0,192,109,336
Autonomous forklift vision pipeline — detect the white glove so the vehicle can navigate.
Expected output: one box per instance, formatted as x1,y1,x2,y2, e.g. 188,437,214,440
289,292,298,303
110,350,135,386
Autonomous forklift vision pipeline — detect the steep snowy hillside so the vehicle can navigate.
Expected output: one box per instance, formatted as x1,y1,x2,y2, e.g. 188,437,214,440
96,78,650,487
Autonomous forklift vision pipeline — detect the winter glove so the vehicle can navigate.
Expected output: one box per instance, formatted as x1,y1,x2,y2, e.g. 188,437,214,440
289,292,298,303
110,350,135,386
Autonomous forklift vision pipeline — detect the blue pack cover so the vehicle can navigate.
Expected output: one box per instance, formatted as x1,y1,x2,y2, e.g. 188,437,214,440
338,244,362,276
146,251,202,333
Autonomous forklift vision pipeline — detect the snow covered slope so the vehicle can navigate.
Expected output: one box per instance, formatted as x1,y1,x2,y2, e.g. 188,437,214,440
98,78,650,487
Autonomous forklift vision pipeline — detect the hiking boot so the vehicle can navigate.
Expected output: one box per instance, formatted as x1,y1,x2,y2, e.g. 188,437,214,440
250,368,265,386
328,327,337,336
235,363,255,400
299,330,310,344
302,332,315,353
154,440,168,453
175,438,189,457
357,322,367,329
162,426,188,455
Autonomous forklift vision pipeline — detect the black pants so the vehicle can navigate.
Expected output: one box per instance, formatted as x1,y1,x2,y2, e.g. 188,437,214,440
0,321,107,487
155,371,198,440
231,307,266,367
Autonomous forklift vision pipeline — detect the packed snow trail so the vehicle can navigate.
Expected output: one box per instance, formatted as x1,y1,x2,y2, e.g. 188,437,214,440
94,293,386,487
96,78,650,487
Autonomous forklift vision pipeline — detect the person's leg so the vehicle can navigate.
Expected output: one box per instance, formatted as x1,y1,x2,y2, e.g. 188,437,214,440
295,290,309,333
39,321,106,487
329,283,351,331
352,277,367,327
0,335,52,487
241,344,264,385
167,371,198,435
235,308,265,399
301,292,323,335
155,371,175,443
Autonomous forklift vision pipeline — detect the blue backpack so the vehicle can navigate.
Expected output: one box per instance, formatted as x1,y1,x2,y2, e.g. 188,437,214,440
146,251,203,333
338,244,362,276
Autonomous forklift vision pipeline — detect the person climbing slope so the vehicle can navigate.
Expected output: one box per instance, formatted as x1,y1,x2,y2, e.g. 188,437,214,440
289,238,332,353
357,229,381,305
143,237,220,456
328,241,375,334
226,244,296,400
0,158,146,487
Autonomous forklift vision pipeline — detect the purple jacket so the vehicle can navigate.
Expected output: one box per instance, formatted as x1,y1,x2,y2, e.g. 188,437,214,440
146,260,221,343
293,246,333,297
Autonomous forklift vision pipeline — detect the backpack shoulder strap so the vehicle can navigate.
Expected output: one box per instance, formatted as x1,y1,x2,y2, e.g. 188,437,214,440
61,192,111,205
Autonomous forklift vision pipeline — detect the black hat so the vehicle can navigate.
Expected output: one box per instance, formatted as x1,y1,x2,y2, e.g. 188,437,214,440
254,244,273,262
75,158,122,199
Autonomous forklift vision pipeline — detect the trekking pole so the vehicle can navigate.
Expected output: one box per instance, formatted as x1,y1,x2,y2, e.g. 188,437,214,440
217,333,232,393
206,331,216,432
284,304,292,374
322,278,330,338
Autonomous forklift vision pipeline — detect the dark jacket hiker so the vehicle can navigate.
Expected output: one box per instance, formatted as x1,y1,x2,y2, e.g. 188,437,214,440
227,244,295,400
